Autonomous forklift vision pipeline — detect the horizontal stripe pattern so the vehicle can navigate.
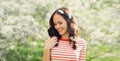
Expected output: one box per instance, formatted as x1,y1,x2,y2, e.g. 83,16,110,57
51,38,87,61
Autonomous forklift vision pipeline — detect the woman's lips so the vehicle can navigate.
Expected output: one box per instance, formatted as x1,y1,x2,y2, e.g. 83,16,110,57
58,30,61,32
57,29,62,33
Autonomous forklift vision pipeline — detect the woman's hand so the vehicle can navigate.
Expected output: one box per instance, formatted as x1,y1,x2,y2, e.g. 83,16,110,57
44,36,58,50
42,36,57,61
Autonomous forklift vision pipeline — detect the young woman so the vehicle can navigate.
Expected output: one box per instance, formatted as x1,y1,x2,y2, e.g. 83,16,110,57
42,7,87,61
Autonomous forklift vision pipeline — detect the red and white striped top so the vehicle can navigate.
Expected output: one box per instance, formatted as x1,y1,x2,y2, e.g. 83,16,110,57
51,38,87,61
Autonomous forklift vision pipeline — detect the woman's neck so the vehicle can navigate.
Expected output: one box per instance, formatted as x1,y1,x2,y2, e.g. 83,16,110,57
61,32,69,39
61,36,69,39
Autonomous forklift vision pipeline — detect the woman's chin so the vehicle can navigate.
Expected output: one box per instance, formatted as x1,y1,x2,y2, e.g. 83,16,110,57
59,32,63,35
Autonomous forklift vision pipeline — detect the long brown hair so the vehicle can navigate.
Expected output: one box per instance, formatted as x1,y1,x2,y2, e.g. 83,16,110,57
48,7,79,49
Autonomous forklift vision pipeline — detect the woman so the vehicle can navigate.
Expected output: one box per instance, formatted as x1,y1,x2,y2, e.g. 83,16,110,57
42,7,87,61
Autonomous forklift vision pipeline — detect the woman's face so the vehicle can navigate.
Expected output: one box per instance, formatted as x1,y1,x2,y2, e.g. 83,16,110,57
53,13,68,36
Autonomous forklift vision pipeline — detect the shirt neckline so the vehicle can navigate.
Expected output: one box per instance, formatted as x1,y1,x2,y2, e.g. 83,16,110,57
60,38,70,41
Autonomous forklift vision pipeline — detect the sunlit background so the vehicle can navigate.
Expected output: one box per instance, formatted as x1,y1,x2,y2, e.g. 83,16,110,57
0,0,120,61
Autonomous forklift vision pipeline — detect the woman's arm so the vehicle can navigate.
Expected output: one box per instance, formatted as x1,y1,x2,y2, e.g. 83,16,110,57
42,36,57,61
42,48,50,61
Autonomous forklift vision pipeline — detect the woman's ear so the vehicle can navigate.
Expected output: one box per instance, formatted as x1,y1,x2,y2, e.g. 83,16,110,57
71,23,77,30
71,22,79,37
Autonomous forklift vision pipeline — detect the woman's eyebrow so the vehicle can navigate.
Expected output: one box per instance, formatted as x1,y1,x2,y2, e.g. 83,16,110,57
57,20,61,23
54,20,60,24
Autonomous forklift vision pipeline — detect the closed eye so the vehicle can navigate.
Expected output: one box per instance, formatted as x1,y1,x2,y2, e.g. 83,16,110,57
54,20,63,26
58,21,62,25
54,23,57,26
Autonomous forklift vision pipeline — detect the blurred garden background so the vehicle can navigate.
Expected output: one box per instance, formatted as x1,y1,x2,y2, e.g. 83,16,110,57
0,0,120,61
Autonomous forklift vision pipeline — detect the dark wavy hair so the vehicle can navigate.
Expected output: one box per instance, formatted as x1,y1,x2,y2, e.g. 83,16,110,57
48,7,79,49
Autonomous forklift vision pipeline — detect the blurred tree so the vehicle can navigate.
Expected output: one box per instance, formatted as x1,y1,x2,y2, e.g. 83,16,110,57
0,0,120,61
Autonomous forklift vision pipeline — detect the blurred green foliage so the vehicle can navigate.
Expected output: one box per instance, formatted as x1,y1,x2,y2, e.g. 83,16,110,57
0,0,120,61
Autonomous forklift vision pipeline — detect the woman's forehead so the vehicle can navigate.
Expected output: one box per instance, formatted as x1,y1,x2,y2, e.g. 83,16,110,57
53,14,64,22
